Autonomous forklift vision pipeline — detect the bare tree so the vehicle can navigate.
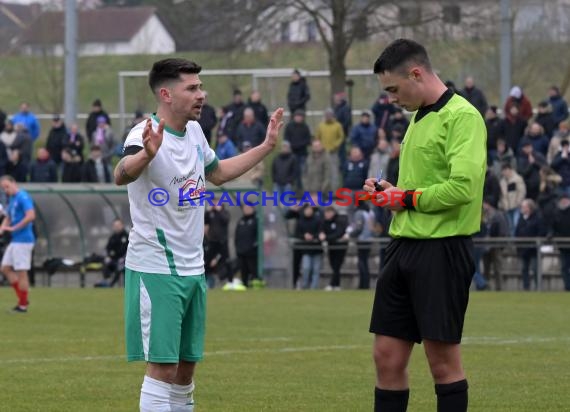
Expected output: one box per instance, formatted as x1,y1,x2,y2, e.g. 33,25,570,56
146,0,278,52
281,0,442,100
20,34,64,113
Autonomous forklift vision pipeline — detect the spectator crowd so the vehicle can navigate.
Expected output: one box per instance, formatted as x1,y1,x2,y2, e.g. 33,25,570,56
2,70,569,291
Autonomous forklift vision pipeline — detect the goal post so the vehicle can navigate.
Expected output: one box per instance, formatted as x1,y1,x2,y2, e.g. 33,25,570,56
118,68,377,132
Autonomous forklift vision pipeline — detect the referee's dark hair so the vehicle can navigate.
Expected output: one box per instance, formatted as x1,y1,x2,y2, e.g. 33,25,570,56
148,58,202,94
373,39,432,75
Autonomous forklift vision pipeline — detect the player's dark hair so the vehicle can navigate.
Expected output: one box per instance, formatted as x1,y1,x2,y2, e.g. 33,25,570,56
148,58,202,93
373,39,432,75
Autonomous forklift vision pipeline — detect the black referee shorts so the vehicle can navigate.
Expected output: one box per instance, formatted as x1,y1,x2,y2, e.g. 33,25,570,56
370,236,475,344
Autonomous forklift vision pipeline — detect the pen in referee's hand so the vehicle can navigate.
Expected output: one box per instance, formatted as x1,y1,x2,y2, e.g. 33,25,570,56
374,169,384,192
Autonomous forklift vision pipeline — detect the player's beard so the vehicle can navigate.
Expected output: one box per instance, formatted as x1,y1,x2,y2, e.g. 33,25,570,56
187,106,202,121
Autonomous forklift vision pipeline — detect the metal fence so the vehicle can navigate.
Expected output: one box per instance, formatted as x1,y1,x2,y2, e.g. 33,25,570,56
288,237,570,291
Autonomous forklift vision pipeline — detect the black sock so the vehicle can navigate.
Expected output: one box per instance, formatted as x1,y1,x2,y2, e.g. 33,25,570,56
374,387,409,412
435,379,468,412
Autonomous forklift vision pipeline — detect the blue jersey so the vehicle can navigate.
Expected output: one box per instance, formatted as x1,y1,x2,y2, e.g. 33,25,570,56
8,190,35,243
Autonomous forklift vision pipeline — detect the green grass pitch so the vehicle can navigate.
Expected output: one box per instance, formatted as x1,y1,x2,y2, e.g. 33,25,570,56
0,288,569,411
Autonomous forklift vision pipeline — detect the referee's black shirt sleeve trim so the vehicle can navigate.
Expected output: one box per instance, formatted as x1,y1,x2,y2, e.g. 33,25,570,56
123,145,143,156
403,189,417,210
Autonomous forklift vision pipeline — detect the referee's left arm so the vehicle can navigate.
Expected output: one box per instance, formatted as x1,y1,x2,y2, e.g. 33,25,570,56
413,112,487,212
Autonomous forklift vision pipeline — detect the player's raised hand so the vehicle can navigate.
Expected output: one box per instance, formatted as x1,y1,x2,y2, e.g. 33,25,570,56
263,108,284,149
142,118,165,159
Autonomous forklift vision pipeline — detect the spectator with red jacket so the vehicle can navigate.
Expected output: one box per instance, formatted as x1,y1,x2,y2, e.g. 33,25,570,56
504,86,533,123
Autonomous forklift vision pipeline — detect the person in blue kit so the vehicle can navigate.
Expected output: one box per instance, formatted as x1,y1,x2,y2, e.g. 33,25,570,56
0,175,36,313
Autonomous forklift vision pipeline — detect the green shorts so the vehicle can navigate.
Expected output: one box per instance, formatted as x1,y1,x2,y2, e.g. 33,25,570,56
124,268,207,363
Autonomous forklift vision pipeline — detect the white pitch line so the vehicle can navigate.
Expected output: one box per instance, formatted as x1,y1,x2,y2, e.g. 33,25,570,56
0,336,293,345
462,336,570,345
1,337,568,365
0,344,366,365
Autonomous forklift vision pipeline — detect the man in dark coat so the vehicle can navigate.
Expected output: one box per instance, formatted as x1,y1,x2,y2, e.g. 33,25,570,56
287,69,311,114
197,92,217,144
85,99,111,143
461,76,488,117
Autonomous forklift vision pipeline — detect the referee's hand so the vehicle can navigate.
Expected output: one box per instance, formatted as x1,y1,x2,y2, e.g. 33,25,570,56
363,178,405,212
363,177,393,193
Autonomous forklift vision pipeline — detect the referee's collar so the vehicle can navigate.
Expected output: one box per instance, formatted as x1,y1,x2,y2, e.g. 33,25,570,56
414,88,454,123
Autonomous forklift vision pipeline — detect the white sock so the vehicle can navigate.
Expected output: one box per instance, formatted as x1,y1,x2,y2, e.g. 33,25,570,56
170,381,195,412
140,375,172,412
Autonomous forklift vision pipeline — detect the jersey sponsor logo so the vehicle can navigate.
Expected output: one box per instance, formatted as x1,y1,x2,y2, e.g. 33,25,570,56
181,178,197,192
178,175,206,205
169,168,197,187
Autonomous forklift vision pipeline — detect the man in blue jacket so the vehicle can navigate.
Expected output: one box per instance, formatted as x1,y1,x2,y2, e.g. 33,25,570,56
11,103,40,142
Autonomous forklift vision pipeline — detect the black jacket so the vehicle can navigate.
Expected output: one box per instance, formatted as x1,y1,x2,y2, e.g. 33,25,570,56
30,159,58,182
322,214,348,244
221,102,245,140
64,133,85,162
272,153,297,185
235,213,257,256
235,121,265,149
334,100,352,135
81,159,111,183
500,118,527,155
197,104,217,143
462,86,488,117
517,152,546,200
551,152,570,188
485,117,502,152
386,155,400,186
247,100,269,127
551,207,570,250
205,208,230,243
106,229,128,260
484,170,501,208
11,131,32,164
287,78,310,112
284,121,312,156
343,159,369,190
371,100,394,130
46,124,68,164
515,211,545,257
0,140,7,176
0,110,5,134
535,112,557,139
294,210,323,255
485,209,509,238
86,110,111,143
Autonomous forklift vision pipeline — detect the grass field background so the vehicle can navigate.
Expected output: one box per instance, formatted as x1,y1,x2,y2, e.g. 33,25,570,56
0,288,569,412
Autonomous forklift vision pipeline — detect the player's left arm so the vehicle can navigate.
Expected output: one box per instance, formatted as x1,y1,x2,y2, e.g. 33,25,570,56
206,108,284,185
8,209,35,232
413,112,487,213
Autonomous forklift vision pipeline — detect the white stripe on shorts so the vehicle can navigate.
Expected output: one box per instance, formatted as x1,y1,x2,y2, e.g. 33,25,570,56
140,278,152,361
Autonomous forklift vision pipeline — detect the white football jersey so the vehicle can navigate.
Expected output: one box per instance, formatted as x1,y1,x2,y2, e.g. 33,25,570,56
123,114,218,276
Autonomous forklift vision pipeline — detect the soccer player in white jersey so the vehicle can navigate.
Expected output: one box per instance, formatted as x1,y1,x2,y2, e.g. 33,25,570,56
115,58,283,412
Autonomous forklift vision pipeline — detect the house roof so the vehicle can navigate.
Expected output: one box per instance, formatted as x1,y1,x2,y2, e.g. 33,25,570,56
0,1,41,53
0,2,39,29
21,6,158,45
